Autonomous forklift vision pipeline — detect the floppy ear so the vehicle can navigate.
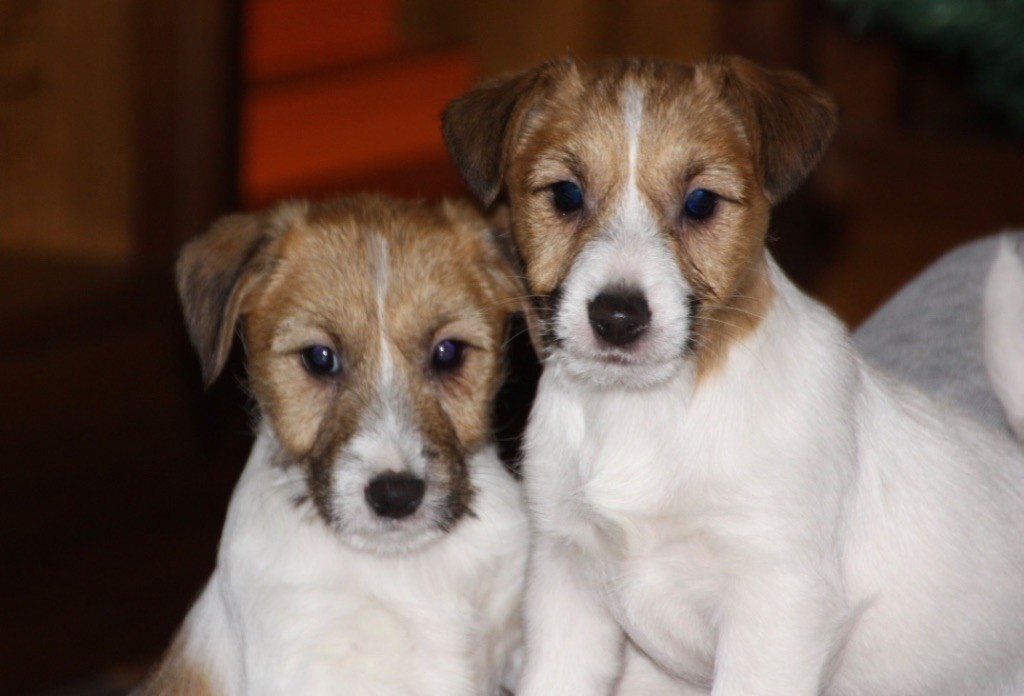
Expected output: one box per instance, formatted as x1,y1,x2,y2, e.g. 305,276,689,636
442,58,573,206
701,55,838,203
175,213,271,386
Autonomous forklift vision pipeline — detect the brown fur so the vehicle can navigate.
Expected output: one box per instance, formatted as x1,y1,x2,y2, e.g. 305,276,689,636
443,56,837,376
175,193,522,532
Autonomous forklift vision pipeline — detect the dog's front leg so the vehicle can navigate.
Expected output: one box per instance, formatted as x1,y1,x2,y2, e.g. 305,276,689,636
710,571,840,696
517,537,625,696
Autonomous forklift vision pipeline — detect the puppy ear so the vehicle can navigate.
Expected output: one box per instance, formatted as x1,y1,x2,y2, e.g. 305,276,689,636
175,213,271,386
701,55,838,203
442,58,573,206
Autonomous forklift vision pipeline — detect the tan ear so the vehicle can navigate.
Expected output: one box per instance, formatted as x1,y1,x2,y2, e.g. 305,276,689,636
175,213,271,386
701,55,838,203
442,58,574,206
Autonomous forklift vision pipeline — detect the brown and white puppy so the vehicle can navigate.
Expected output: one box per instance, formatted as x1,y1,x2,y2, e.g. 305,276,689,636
139,194,528,695
444,57,1024,695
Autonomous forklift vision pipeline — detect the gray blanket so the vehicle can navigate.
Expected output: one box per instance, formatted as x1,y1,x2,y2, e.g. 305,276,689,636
854,232,1023,438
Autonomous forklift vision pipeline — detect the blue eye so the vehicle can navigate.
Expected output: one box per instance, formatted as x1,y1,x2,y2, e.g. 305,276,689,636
551,180,583,214
683,189,718,220
431,339,466,372
300,344,340,376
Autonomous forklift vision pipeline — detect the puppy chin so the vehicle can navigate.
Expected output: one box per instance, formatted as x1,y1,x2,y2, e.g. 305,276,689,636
553,312,694,390
331,501,455,556
556,348,688,390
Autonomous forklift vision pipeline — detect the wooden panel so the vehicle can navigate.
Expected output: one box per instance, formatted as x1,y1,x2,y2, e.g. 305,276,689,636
720,0,804,67
422,0,722,77
814,17,904,136
467,0,603,74
0,1,237,692
0,0,236,265
601,0,721,64
245,0,402,83
0,0,135,263
240,48,474,205
813,131,1024,324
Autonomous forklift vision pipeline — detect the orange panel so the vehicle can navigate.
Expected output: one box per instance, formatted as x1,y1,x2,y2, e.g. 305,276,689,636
244,0,402,83
240,49,476,204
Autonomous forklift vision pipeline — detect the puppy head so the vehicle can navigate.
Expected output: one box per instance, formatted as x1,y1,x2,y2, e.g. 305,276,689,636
177,194,522,553
443,56,837,388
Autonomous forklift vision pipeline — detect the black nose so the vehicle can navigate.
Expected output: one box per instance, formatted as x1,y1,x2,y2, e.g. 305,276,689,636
365,473,425,519
588,289,651,347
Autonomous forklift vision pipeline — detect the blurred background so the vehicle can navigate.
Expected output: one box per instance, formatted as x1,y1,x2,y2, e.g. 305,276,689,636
1,0,1022,693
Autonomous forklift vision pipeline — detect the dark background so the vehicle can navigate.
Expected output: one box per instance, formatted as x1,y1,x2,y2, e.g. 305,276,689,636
2,1,1022,693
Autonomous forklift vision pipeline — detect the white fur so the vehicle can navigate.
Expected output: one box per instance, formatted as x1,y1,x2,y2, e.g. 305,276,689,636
985,235,1024,440
173,426,527,695
517,84,1024,696
372,234,394,386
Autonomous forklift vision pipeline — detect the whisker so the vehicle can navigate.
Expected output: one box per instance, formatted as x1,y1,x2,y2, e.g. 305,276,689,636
704,304,768,323
476,293,559,313
500,326,535,350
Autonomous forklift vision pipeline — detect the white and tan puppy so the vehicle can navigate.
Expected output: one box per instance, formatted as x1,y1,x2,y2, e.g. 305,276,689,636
139,195,528,695
444,57,1024,695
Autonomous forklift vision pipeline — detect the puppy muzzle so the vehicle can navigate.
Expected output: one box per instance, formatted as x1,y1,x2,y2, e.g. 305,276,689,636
588,288,651,348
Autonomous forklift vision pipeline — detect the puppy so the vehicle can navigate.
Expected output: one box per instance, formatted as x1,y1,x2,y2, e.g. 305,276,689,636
444,56,1024,695
139,195,528,695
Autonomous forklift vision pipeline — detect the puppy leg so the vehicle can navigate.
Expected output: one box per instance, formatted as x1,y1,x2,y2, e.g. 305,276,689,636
711,572,841,696
518,538,625,696
984,234,1024,440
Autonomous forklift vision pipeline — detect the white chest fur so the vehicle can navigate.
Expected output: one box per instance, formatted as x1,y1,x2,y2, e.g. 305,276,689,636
178,431,528,696
523,293,852,683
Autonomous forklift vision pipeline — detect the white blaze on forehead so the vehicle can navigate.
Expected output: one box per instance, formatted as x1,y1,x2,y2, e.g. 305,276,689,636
370,233,393,385
608,81,658,272
623,81,644,192
345,406,427,477
349,233,426,477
